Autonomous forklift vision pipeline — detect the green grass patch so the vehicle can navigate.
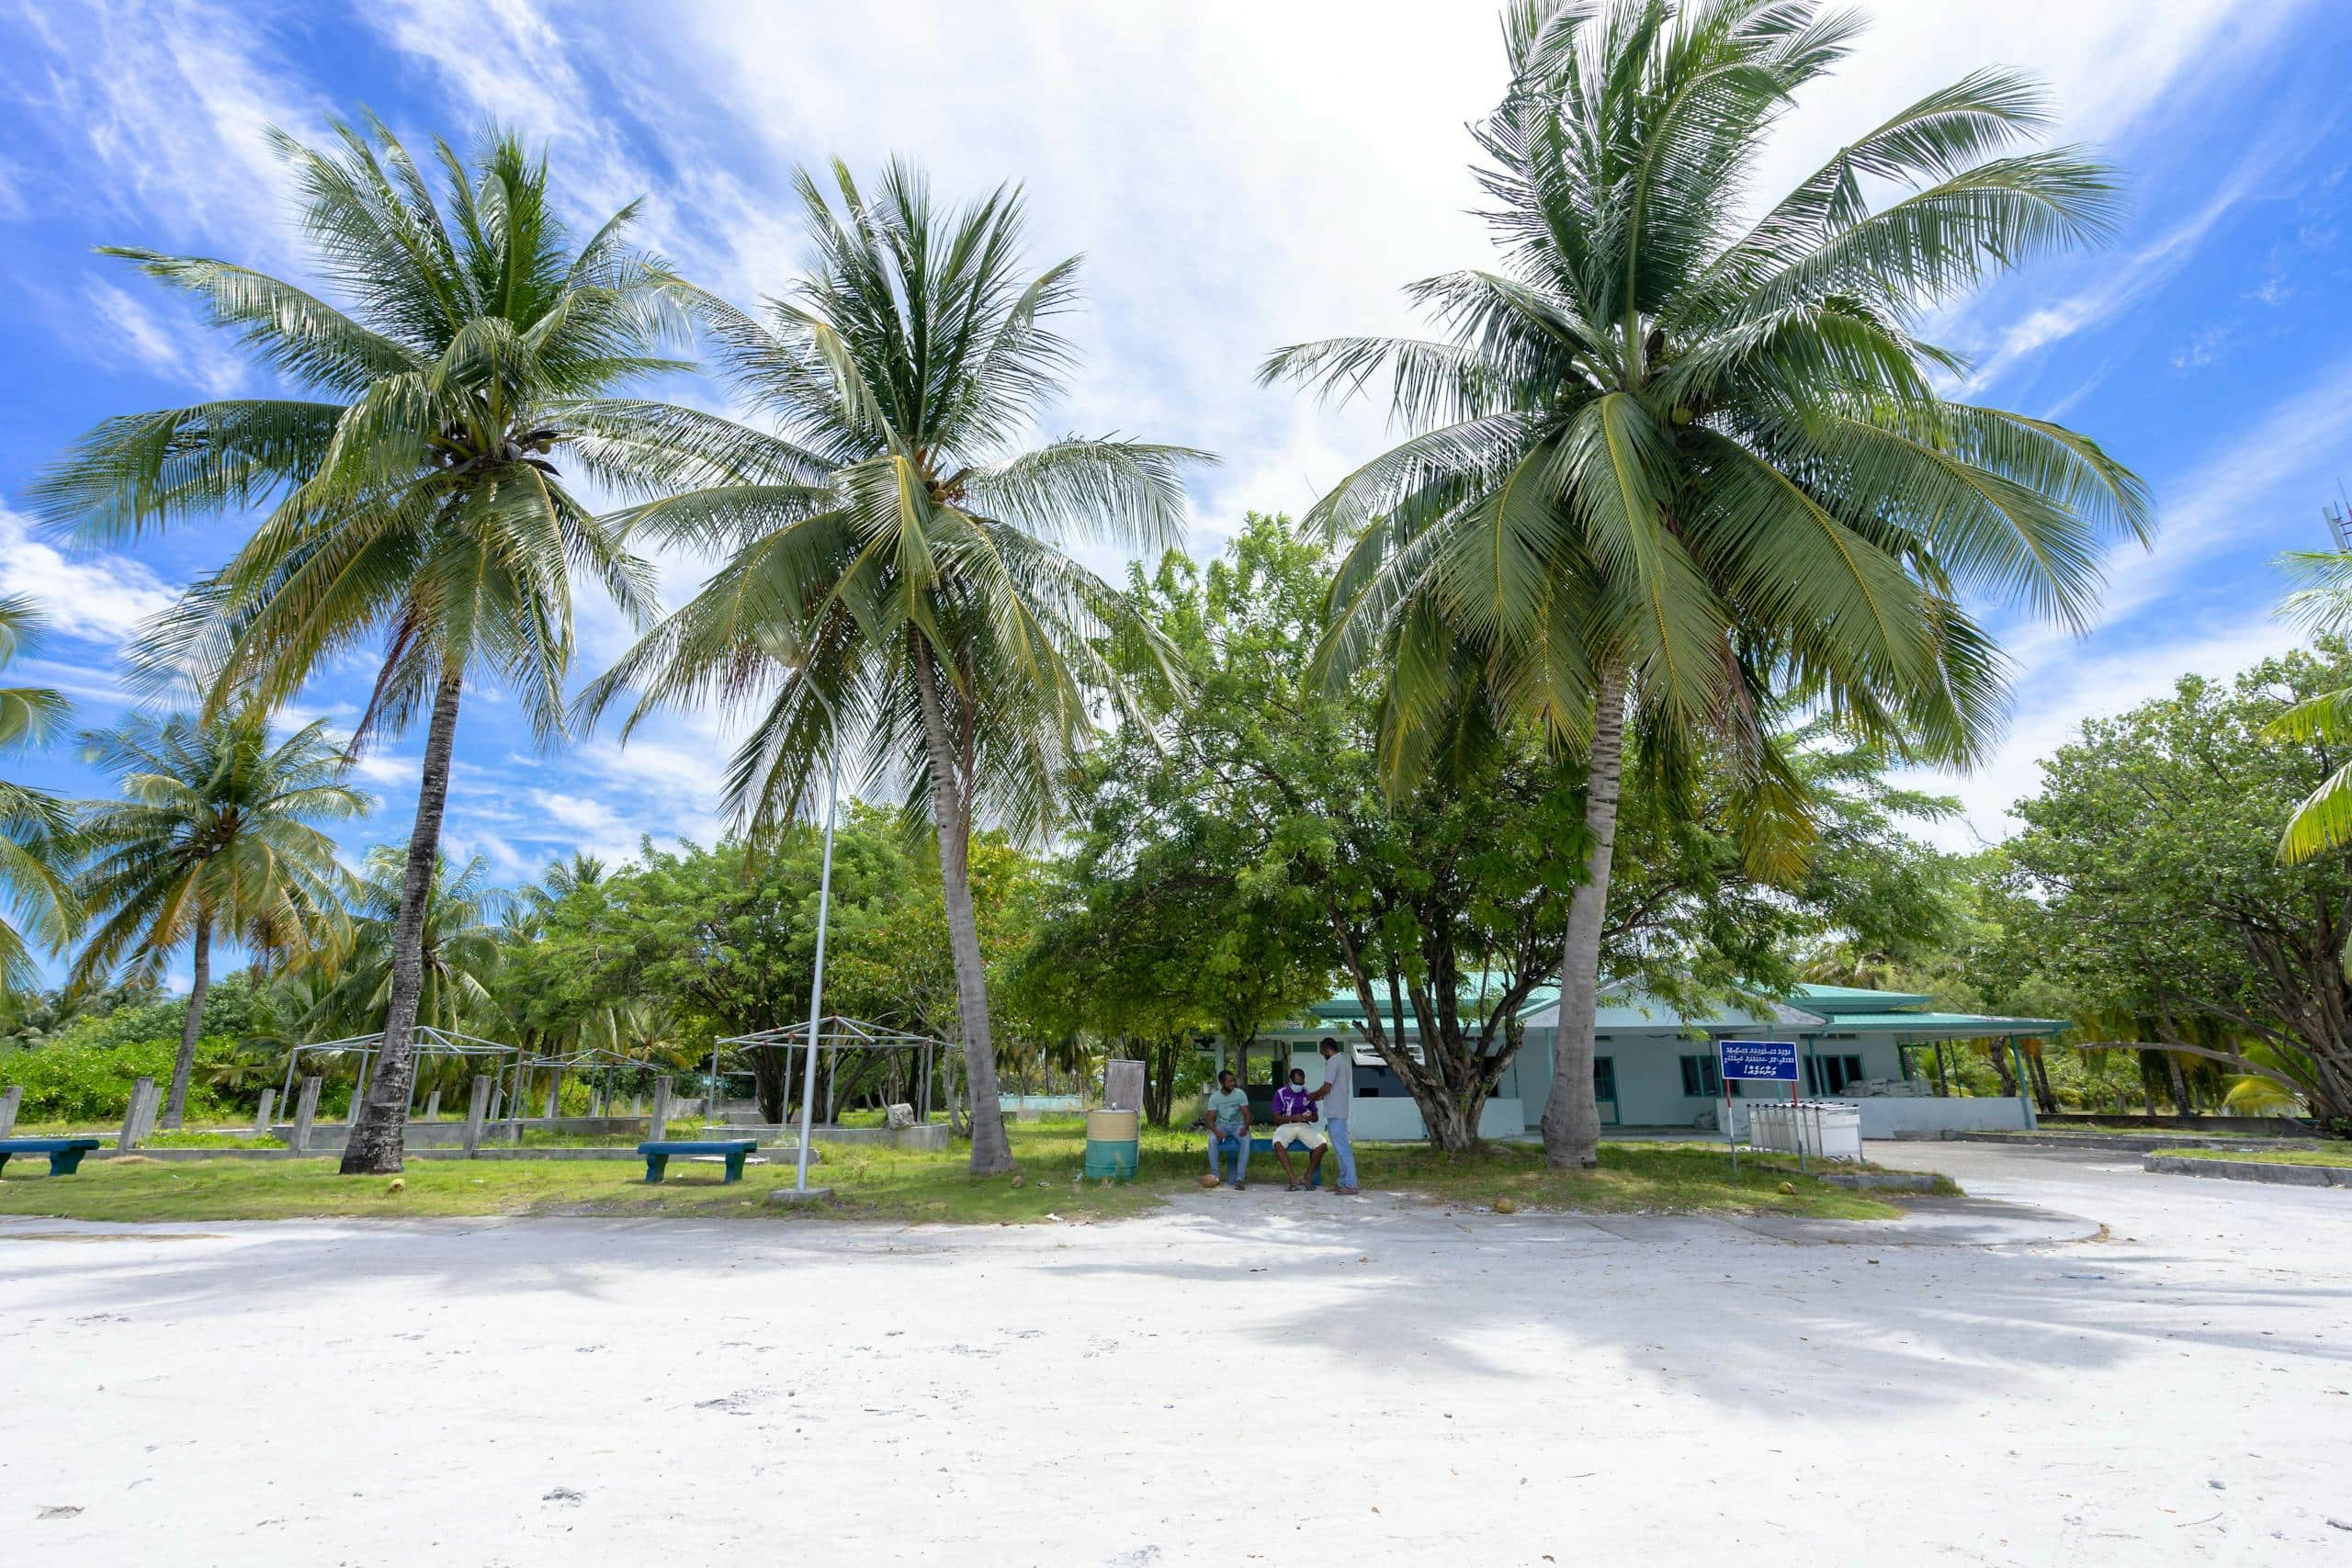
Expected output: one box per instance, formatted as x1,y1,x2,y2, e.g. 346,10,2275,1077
2165,1145,2352,1168
0,1118,1909,1224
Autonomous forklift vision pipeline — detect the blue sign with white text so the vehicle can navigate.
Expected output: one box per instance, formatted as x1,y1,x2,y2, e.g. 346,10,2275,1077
1718,1040,1800,1082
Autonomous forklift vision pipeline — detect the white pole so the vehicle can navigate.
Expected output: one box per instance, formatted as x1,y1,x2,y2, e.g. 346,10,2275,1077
794,756,841,1191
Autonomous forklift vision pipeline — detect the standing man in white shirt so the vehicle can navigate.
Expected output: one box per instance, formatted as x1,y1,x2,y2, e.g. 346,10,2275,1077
1307,1036,1358,1194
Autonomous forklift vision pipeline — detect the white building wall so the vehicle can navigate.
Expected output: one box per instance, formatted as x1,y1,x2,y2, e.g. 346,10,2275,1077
1517,1030,1913,1129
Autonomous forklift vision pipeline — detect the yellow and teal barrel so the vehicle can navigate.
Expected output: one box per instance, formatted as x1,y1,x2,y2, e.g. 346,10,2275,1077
1082,1108,1139,1180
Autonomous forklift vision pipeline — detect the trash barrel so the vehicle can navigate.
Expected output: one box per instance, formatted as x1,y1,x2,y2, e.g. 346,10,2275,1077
1083,1108,1140,1181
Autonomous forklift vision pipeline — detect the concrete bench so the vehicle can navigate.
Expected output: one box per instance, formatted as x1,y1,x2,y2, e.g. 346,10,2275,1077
0,1137,104,1177
637,1139,758,1184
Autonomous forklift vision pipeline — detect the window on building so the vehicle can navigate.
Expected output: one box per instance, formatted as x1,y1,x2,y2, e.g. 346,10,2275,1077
1804,1054,1867,1095
1679,1055,1721,1097
1593,1056,1617,1104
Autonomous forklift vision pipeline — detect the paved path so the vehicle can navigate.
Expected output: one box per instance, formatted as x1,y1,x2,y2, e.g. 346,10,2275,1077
1,1143,2346,1564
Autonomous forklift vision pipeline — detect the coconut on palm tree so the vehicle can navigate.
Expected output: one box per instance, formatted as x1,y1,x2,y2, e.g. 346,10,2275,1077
585,160,1210,1174
0,595,79,999
32,117,718,1171
1262,0,2150,1167
71,710,365,1126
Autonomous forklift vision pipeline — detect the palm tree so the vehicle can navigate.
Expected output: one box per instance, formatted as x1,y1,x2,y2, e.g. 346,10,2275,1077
2263,510,2352,873
305,847,509,1042
71,711,365,1126
32,117,716,1172
584,161,1210,1174
0,596,80,999
1261,0,2149,1167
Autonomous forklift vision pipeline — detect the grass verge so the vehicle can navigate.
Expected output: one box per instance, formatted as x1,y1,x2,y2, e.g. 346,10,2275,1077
2165,1145,2352,1168
0,1119,1912,1224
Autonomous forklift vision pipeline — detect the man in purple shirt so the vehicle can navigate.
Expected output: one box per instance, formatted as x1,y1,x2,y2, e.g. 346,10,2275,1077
1264,1065,1328,1190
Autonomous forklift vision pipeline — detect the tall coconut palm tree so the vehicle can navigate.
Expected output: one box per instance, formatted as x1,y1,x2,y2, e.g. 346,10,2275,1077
1261,0,2149,1167
0,596,78,998
32,117,717,1172
584,161,1210,1174
71,710,366,1126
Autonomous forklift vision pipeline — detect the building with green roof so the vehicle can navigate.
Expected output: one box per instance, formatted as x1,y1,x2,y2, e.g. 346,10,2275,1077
1215,978,2065,1142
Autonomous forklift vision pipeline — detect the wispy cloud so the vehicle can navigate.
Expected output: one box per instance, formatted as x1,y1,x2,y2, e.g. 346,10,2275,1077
83,279,245,396
0,505,176,645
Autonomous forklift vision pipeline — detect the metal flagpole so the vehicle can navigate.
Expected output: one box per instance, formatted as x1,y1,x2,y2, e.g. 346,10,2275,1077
794,755,841,1192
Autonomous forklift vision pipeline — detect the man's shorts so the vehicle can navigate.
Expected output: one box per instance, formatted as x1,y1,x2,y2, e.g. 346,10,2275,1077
1266,1124,1328,1151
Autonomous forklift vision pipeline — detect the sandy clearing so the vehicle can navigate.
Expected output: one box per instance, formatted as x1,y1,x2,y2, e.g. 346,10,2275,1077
1,1142,2346,1565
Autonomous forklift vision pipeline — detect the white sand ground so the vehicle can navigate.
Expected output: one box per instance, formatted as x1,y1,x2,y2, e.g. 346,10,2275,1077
2,1141,2346,1566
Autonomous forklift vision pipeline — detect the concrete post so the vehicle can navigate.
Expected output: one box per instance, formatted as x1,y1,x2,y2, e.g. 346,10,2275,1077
289,1076,322,1155
251,1087,276,1135
0,1084,20,1138
650,1077,673,1144
422,1089,441,1122
544,1070,562,1121
119,1077,156,1150
462,1074,493,1156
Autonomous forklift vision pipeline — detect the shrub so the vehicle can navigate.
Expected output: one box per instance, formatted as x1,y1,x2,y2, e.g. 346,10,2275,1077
0,1037,242,1124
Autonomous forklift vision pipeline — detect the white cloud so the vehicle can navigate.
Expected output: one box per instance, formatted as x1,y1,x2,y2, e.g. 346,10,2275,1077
534,790,623,833
84,279,245,396
0,506,176,645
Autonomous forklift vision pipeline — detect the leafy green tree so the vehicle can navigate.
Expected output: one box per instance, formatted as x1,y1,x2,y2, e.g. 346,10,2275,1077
2002,647,2352,1127
0,596,78,999
586,162,1210,1173
71,711,364,1126
1261,0,2147,1166
32,117,710,1173
1063,513,1939,1147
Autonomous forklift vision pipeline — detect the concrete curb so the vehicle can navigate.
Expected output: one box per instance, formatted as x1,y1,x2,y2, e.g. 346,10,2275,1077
2143,1154,2350,1187
1817,1170,1947,1192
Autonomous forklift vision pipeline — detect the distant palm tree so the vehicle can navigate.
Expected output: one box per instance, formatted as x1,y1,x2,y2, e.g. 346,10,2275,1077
72,711,365,1126
1261,0,2148,1167
0,596,79,1000
2264,511,2352,873
32,117,716,1172
584,161,1210,1173
306,848,508,1042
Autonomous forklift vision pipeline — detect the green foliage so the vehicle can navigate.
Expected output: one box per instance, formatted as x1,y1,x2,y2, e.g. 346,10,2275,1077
0,594,76,997
2001,645,2352,1123
40,972,268,1052
1262,0,2147,791
0,1035,242,1123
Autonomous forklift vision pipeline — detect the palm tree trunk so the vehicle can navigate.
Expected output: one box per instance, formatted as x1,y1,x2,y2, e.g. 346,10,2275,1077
342,665,463,1175
163,916,211,1130
1543,664,1628,1170
910,641,1013,1175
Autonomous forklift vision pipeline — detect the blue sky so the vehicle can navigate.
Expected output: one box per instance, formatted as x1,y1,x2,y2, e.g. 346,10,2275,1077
3,0,2350,988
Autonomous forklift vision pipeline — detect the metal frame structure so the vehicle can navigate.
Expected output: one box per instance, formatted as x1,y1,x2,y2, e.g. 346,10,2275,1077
501,1047,671,1127
278,1027,522,1121
713,1016,956,1188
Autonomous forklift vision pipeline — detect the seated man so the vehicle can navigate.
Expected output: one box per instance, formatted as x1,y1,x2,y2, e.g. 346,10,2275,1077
1203,1069,1251,1189
1264,1065,1328,1190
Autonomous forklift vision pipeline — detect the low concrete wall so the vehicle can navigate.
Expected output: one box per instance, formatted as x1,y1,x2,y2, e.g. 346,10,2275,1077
277,1116,651,1152
1838,1097,2030,1138
2143,1155,2350,1188
1345,1096,1524,1143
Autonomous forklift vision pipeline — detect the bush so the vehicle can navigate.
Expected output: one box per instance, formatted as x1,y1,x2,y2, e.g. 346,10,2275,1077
0,1037,243,1124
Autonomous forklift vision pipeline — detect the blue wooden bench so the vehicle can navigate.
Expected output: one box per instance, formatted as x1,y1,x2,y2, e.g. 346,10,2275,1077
0,1137,104,1177
637,1139,759,1184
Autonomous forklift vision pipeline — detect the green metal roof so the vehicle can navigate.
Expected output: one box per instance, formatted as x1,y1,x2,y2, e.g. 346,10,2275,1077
1788,982,1937,1013
1282,978,2065,1043
1803,1010,2071,1039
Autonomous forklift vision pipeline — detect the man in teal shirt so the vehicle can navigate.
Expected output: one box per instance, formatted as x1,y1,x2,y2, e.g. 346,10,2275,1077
1204,1070,1252,1189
